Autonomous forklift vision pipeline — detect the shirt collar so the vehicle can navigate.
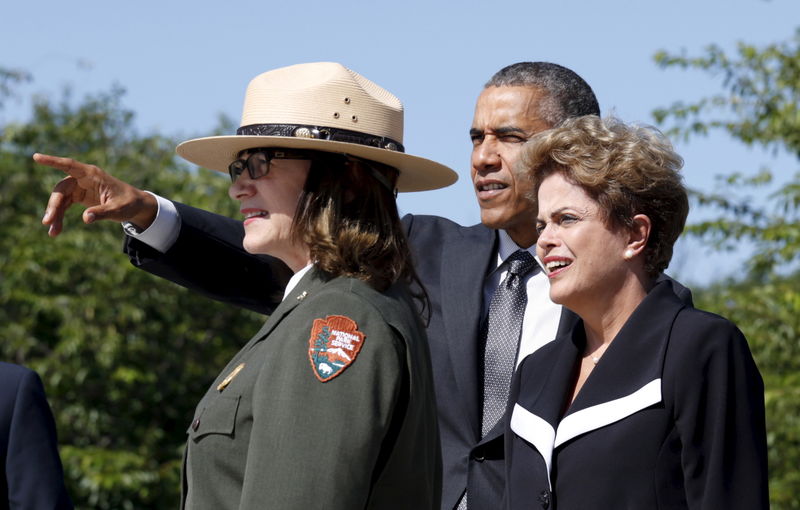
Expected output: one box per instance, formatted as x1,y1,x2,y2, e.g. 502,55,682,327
496,230,545,273
282,263,314,301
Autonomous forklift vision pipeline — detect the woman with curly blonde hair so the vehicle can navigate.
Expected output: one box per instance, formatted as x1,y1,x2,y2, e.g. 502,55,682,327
504,116,768,509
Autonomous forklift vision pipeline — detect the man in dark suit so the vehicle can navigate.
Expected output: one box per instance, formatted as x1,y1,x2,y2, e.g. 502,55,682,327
0,362,73,509
41,62,686,509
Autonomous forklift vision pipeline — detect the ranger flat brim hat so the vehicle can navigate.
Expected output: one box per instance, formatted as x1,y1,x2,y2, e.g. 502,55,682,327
176,62,458,192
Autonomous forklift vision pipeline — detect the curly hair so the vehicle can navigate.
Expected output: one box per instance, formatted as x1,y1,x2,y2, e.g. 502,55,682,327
520,116,688,279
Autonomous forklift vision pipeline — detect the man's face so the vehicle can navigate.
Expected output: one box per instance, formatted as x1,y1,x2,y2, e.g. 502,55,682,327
470,86,552,248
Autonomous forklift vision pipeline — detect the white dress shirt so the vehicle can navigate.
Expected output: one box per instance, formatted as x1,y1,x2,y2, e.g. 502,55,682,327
482,230,562,366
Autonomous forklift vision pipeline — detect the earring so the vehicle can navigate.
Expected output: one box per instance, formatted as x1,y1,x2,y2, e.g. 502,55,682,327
624,249,634,259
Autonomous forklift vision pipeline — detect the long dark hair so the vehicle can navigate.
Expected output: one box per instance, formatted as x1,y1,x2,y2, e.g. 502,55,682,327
292,152,422,296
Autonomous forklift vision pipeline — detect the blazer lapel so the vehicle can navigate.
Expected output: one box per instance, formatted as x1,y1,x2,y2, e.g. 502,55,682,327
510,281,689,483
440,224,497,435
556,379,662,448
556,281,687,446
555,307,580,338
510,335,580,484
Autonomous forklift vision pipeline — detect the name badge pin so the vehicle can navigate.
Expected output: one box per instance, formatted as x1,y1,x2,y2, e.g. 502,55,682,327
217,363,245,392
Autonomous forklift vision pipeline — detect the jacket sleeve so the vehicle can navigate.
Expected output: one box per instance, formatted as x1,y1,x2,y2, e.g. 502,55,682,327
6,368,73,510
123,201,293,315
238,290,407,509
667,312,769,509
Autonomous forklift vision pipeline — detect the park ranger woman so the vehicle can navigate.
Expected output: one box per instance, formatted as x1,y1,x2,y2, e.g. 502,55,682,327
35,62,456,509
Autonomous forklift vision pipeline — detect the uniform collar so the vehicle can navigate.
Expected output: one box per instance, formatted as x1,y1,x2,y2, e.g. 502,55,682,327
282,263,314,301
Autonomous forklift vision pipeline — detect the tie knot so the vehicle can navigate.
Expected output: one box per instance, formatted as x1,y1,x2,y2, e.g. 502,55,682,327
505,250,537,277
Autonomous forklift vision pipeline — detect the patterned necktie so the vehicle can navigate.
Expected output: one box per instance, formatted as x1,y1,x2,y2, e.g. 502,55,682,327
480,249,538,437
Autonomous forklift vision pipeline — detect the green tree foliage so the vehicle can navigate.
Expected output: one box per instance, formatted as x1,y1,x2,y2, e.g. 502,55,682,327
653,28,800,277
654,29,800,508
0,75,263,508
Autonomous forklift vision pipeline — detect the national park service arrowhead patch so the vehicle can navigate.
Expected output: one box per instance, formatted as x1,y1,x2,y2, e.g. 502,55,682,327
308,315,365,382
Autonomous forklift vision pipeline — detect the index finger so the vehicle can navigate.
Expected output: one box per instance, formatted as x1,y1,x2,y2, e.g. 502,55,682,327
33,153,91,179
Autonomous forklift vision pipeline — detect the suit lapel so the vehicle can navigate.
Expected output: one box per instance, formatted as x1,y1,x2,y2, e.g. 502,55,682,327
440,224,497,435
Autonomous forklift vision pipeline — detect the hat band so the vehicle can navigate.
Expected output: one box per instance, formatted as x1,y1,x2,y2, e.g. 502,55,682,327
236,124,405,153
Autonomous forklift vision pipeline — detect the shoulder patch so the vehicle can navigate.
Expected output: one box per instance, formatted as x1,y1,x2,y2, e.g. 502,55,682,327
308,315,366,382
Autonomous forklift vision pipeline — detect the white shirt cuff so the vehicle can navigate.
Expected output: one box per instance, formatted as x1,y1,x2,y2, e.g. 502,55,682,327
121,192,181,253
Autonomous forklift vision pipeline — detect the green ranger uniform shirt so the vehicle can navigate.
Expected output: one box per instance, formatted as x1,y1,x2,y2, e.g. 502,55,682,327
182,268,442,509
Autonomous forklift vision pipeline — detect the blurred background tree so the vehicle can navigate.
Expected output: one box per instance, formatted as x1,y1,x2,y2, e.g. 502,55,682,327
654,28,800,508
0,68,263,508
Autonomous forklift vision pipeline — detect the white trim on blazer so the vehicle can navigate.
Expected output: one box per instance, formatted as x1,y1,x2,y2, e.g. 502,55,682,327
510,403,555,489
510,378,662,488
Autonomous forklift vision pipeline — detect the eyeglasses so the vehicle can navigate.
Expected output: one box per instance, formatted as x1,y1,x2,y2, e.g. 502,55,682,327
228,148,311,183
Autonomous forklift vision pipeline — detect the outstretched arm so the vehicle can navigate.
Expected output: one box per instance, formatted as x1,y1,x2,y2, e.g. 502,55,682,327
34,153,291,314
125,201,292,315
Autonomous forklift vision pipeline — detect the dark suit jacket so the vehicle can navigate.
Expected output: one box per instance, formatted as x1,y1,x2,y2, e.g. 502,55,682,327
505,281,768,510
182,269,440,509
0,362,73,510
124,204,690,510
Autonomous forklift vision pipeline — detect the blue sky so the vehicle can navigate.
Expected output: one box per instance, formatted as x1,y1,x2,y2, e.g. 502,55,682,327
2,0,797,285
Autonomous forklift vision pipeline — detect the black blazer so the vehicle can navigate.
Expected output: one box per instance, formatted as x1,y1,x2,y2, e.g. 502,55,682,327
505,281,768,510
0,362,72,510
